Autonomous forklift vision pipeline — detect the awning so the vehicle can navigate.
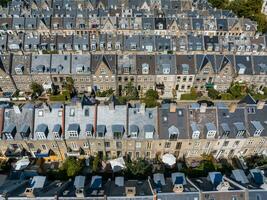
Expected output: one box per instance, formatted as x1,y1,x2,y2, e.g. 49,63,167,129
162,153,176,166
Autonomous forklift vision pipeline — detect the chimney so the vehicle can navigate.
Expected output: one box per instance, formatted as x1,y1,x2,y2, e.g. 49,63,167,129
169,103,176,113
200,103,207,113
257,101,265,110
228,103,237,113
0,108,4,137
94,104,98,136
173,184,184,193
125,187,136,197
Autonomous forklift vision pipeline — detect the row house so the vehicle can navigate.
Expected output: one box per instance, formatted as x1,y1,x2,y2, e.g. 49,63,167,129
1,53,267,97
0,95,267,161
1,31,266,54
0,16,257,37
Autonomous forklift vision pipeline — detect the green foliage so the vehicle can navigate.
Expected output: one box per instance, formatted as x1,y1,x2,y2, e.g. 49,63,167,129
61,157,84,177
228,83,244,99
180,88,200,100
143,89,159,108
0,0,11,6
63,77,76,96
0,160,10,172
92,155,101,172
220,93,235,100
96,88,114,97
207,88,220,100
123,81,139,100
42,50,59,54
30,82,44,97
208,0,229,9
245,155,267,169
209,0,267,33
124,159,152,179
50,90,71,102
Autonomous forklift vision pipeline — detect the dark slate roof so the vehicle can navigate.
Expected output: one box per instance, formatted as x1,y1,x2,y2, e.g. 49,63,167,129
144,124,154,132
176,55,196,74
235,55,253,75
111,124,124,133
52,124,61,133
85,124,94,132
67,123,80,132
36,124,48,133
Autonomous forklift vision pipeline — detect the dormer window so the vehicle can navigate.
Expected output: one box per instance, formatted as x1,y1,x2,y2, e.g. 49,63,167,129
100,68,106,75
162,64,170,74
142,63,149,74
15,64,24,75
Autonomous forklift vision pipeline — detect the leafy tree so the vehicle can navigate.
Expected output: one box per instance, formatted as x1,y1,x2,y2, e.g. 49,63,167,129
142,89,159,108
228,83,243,99
96,88,114,97
63,77,76,96
0,0,11,7
208,0,229,9
220,93,234,100
30,82,44,97
125,159,152,179
207,88,220,100
92,155,101,172
61,157,84,177
145,89,159,99
123,81,139,100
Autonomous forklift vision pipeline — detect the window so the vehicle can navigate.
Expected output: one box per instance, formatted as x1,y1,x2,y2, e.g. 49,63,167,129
116,142,122,149
69,108,75,116
146,151,150,158
28,143,34,149
41,144,47,150
84,108,89,116
105,142,110,148
223,141,229,147
165,142,171,148
147,142,152,149
58,110,62,117
83,142,89,148
136,142,141,148
38,110,43,117
176,142,182,149
136,152,140,158
71,142,78,150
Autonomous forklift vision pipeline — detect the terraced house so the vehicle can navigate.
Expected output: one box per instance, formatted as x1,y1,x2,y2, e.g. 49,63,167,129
0,0,266,99
0,95,266,162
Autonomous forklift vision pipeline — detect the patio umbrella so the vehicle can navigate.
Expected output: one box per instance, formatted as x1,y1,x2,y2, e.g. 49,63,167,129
14,157,30,170
109,157,125,172
162,153,176,166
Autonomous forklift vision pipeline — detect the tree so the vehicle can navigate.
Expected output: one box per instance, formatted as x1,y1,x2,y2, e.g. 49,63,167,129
125,159,152,179
123,81,139,100
61,157,84,177
207,88,220,100
208,0,229,9
143,89,159,108
92,155,101,172
30,82,44,97
0,0,11,7
228,83,243,99
63,77,76,96
145,89,159,99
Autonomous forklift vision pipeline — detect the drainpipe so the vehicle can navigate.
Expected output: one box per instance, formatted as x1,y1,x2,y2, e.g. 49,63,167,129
94,104,98,137
0,107,5,138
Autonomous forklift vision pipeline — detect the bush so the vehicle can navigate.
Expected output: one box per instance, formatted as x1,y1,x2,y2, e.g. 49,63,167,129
30,82,44,97
207,88,220,100
61,157,84,177
143,89,159,108
96,89,114,97
124,159,152,179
